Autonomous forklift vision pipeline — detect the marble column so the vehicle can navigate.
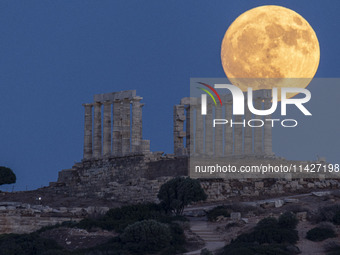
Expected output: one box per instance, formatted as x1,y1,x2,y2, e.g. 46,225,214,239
112,100,122,155
121,98,131,155
93,102,102,158
234,115,243,155
254,97,263,154
224,101,233,155
195,103,204,155
141,140,150,153
131,96,143,153
244,96,253,154
83,103,93,160
205,103,213,156
173,105,185,155
185,105,193,156
103,101,112,157
263,98,273,155
214,105,223,157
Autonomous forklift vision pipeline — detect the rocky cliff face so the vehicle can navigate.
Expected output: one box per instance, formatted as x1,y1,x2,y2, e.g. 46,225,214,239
0,201,108,234
2,153,339,235
51,153,187,203
50,153,339,204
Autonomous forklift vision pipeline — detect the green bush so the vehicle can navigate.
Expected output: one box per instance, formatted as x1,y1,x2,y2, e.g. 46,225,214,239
237,227,299,245
332,210,340,225
207,206,231,222
158,177,207,215
0,233,65,255
278,212,299,229
157,222,187,255
314,204,340,223
0,203,188,255
0,166,16,186
77,218,106,230
168,222,185,246
306,227,337,242
220,242,291,255
255,217,278,229
76,202,189,234
36,221,78,234
77,203,166,232
201,248,213,255
104,202,189,233
84,236,128,255
121,220,171,254
234,217,298,245
40,250,69,255
325,243,340,255
145,222,187,255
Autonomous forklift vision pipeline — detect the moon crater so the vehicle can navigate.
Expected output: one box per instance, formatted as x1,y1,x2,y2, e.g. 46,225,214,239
221,5,320,92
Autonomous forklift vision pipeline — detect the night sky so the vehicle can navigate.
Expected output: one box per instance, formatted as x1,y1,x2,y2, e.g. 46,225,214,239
0,0,339,191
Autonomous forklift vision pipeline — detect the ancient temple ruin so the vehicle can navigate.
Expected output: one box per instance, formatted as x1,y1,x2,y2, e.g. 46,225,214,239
81,89,274,160
52,89,328,204
173,89,273,157
82,90,150,160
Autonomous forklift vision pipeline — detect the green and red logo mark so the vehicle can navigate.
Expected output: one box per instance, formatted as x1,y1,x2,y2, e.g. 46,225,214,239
197,82,222,106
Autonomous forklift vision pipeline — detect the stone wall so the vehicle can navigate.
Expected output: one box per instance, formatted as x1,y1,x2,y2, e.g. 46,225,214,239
201,178,340,201
50,153,340,204
54,171,340,205
52,153,187,203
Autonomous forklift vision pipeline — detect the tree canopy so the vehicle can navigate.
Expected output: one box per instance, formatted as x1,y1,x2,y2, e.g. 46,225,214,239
0,166,16,186
157,176,207,215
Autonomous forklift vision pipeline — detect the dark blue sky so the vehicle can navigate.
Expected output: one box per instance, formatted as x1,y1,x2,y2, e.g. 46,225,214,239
0,0,339,191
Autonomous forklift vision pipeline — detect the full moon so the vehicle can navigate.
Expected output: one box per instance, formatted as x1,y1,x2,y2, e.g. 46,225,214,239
221,5,320,94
